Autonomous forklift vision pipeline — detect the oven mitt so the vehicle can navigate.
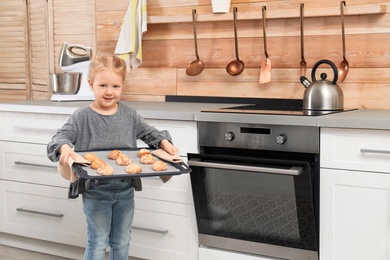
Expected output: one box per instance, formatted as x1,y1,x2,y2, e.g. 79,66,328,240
152,149,183,183
57,153,91,183
57,153,91,199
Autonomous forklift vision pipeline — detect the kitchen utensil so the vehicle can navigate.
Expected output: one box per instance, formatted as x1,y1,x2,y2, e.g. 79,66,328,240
226,7,245,76
338,1,349,82
186,9,205,76
259,6,271,84
300,3,307,77
300,59,344,111
59,42,92,67
50,72,82,94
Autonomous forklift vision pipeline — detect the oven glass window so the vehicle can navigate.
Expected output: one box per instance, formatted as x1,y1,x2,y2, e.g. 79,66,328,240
191,158,317,251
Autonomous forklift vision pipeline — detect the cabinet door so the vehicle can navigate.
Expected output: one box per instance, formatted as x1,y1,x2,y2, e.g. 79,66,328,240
0,141,68,188
136,119,198,156
0,0,29,102
321,128,390,173
130,197,198,260
0,180,86,247
0,112,69,144
28,0,50,100
320,168,390,260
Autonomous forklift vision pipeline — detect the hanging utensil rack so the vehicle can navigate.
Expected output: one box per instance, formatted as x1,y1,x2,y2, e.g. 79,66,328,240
147,3,386,24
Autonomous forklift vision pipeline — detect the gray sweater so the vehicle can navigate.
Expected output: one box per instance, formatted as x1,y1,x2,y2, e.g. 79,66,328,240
47,103,172,192
47,102,172,161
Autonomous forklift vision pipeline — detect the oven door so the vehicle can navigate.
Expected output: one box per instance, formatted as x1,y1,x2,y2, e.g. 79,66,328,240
188,150,319,260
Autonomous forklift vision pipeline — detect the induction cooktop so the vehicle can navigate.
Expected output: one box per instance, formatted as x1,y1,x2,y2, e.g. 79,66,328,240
202,104,357,116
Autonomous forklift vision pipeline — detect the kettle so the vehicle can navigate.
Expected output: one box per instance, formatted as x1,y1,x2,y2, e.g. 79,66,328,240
300,59,344,111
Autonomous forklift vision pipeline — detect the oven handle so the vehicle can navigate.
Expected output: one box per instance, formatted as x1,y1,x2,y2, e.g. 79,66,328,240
188,158,303,176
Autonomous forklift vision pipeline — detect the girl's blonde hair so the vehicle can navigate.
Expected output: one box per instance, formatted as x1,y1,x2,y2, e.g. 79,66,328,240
88,55,127,82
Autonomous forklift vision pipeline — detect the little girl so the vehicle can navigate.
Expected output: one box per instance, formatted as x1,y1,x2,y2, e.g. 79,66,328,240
47,54,178,260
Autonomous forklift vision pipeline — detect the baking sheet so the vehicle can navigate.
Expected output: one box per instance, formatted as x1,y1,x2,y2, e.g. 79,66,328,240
72,149,190,180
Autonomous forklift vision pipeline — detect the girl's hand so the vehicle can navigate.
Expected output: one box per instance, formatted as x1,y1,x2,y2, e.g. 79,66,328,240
159,139,179,157
59,144,75,165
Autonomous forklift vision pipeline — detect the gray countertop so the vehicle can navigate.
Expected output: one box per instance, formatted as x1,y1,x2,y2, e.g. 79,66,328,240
0,100,389,130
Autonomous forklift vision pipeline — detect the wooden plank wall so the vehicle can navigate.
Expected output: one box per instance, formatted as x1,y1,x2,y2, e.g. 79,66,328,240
97,0,390,109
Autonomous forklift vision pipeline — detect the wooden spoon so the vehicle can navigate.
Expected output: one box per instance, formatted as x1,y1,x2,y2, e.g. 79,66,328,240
300,3,307,77
338,1,349,82
226,7,245,76
186,9,205,76
259,6,271,84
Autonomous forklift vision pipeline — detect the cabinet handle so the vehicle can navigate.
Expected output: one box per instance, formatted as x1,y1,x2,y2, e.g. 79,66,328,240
14,161,57,169
360,149,390,155
132,225,168,234
16,208,64,218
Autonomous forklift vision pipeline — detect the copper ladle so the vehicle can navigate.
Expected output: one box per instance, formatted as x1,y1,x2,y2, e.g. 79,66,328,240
338,1,349,82
226,7,245,76
300,3,307,77
186,9,204,76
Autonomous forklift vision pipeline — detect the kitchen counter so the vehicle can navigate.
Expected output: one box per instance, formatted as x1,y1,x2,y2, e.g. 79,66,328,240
0,101,390,130
316,109,390,130
0,100,229,121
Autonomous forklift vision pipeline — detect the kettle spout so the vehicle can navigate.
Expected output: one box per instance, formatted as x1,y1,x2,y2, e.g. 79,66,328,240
300,76,311,88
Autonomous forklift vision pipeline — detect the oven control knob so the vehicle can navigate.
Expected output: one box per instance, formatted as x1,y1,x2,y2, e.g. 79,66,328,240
225,132,235,141
276,134,287,145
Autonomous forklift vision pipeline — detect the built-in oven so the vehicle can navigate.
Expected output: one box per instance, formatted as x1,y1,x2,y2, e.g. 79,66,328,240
188,122,320,260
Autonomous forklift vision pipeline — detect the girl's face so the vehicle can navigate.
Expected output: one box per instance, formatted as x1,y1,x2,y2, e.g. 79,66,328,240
89,69,124,113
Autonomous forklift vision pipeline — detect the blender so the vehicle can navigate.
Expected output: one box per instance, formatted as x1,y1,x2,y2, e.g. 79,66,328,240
50,42,94,101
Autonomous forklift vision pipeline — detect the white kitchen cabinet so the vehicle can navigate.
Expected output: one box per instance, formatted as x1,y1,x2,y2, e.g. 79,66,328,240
0,180,87,247
136,119,198,205
0,111,69,144
131,197,197,260
0,110,199,260
320,128,390,260
0,141,68,188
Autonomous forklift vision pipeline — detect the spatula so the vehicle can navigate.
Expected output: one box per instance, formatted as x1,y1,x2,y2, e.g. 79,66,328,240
259,6,271,84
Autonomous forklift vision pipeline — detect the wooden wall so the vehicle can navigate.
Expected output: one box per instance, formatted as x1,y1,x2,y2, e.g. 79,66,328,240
96,1,390,109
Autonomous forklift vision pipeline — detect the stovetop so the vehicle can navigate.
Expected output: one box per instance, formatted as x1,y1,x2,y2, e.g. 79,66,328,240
165,96,356,117
202,104,356,116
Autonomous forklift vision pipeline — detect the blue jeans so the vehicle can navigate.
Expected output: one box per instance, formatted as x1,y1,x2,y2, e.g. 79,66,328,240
82,179,135,260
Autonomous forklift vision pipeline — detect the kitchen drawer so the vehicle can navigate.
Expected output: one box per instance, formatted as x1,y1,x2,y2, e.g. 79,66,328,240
0,180,87,247
136,173,193,204
137,119,198,156
321,128,390,173
0,112,69,144
130,197,198,260
0,141,68,188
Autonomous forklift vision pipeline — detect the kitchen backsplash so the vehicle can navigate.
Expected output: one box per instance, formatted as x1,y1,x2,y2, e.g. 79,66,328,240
2,0,390,109
95,0,390,109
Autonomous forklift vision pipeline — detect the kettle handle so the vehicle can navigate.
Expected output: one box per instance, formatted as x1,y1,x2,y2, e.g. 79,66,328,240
311,59,338,84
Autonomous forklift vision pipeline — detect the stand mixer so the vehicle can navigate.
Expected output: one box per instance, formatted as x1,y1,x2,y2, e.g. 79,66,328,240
51,42,95,101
